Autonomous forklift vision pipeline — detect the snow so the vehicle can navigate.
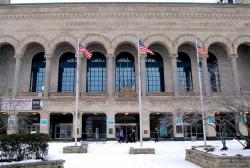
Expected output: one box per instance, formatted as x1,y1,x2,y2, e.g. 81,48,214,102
195,139,250,157
1,140,249,168
48,141,201,168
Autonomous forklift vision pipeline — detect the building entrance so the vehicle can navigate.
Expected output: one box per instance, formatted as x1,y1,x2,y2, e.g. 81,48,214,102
50,113,73,139
115,113,139,142
55,124,72,139
115,123,138,142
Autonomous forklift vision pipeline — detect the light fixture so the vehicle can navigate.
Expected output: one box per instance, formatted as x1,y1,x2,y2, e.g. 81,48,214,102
62,112,67,115
124,112,129,115
94,113,97,115
156,112,160,115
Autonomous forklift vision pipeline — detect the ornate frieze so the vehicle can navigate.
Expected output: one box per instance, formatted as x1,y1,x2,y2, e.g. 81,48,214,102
0,11,249,21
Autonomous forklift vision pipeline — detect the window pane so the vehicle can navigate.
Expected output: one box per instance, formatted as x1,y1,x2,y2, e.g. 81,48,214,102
87,53,106,92
115,52,136,92
146,53,165,92
58,52,76,92
177,52,193,92
30,52,45,92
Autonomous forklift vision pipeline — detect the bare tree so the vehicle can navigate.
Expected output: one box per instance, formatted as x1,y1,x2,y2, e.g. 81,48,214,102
218,98,250,149
0,87,42,134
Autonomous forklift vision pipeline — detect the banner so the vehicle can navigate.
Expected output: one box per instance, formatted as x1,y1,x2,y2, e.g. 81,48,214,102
1,99,42,111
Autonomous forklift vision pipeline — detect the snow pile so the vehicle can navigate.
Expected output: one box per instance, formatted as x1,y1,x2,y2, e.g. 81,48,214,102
195,139,250,157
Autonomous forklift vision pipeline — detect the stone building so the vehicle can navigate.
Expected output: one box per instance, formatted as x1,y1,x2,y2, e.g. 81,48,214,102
0,1,249,141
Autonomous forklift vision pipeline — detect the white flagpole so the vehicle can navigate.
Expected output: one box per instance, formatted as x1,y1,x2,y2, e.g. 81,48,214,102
137,34,143,147
195,38,207,148
74,37,80,147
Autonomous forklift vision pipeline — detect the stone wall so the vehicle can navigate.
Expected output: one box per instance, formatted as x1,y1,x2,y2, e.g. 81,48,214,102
0,160,65,168
186,149,250,168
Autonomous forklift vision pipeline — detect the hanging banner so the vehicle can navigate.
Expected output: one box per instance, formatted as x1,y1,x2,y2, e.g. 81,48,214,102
1,99,32,111
1,99,42,111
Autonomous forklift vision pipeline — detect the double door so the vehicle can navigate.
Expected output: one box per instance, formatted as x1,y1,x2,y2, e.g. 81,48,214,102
116,123,138,142
55,124,72,139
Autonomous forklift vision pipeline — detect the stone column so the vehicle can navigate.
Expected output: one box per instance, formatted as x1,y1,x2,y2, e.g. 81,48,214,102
44,54,52,98
142,111,150,139
140,54,147,96
201,58,211,96
39,112,50,134
13,55,22,97
81,56,87,93
170,54,178,97
107,54,114,96
72,113,82,139
106,112,115,139
78,113,83,139
230,55,241,98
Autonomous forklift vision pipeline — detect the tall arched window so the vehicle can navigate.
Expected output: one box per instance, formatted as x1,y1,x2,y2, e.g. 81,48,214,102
177,52,193,92
115,52,136,92
146,53,165,92
87,52,106,92
30,52,45,92
207,53,221,92
58,52,76,92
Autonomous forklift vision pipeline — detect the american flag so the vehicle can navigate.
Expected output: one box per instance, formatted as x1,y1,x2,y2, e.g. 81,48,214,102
139,39,155,55
197,45,209,58
79,44,92,59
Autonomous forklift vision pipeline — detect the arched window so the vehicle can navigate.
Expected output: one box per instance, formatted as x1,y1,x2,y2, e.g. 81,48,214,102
115,52,136,92
146,53,165,92
207,53,221,92
30,52,45,92
177,52,193,92
87,52,106,92
58,52,76,92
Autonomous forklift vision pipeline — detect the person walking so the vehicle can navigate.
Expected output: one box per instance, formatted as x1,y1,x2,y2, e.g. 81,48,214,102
131,129,136,143
154,127,159,142
118,129,124,143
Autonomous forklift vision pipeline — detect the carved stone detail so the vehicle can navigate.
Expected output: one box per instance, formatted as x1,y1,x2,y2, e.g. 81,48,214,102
117,86,137,100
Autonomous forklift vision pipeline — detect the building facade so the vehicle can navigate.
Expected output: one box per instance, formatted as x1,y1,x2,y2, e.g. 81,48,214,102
0,1,250,141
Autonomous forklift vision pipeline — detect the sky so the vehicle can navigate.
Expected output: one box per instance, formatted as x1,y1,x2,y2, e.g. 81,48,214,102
11,0,218,4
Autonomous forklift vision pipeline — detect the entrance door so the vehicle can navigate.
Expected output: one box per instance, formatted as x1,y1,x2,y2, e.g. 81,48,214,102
184,124,197,139
55,124,72,139
115,124,138,142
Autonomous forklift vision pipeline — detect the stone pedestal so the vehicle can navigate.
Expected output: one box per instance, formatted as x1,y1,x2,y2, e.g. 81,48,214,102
63,146,87,153
129,147,155,154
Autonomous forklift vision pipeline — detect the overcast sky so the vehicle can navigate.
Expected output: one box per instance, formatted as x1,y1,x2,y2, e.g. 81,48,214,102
12,0,218,4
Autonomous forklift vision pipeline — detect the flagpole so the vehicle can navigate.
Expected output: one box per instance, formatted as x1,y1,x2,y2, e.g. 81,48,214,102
74,37,80,147
137,34,143,147
195,38,207,148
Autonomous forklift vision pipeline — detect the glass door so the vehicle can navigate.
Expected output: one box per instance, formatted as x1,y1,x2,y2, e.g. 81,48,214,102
115,124,138,142
55,124,72,139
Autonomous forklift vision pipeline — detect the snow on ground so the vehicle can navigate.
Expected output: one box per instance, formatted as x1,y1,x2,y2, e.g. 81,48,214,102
48,140,249,168
196,139,250,157
1,140,249,167
48,140,201,168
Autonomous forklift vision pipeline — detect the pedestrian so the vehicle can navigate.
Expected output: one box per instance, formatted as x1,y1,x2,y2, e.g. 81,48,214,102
131,129,136,143
118,129,124,143
154,127,159,143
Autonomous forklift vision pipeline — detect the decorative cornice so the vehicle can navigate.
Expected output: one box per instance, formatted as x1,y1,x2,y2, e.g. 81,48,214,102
0,12,250,21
